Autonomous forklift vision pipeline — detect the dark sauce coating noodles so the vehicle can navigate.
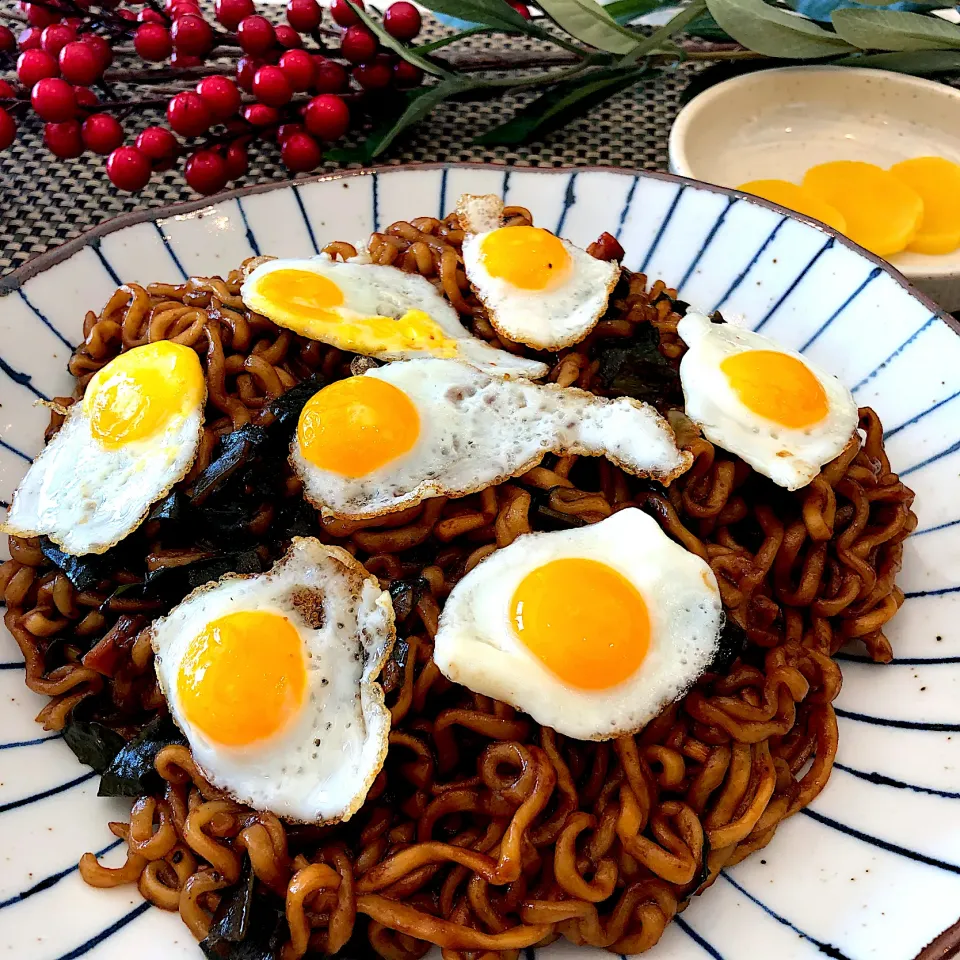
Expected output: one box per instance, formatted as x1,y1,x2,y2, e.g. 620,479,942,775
1,207,916,959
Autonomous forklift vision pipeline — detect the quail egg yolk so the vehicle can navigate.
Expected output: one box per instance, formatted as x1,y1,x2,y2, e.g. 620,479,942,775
298,376,420,477
737,179,847,234
83,340,204,449
721,350,828,429
252,268,459,357
480,226,571,291
177,611,307,747
889,157,960,256
511,558,650,690
802,161,923,257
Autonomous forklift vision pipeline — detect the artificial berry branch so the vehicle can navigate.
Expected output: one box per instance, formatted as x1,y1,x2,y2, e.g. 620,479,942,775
3,0,945,196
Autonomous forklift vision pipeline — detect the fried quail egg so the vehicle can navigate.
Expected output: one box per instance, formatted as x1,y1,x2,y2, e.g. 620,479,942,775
433,508,723,741
2,341,206,556
677,312,859,491
290,358,692,520
150,537,395,824
240,256,548,379
457,194,620,351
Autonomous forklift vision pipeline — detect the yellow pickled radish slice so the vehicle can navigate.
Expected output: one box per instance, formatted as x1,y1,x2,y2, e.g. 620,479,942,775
802,161,923,258
737,179,848,234
889,156,960,255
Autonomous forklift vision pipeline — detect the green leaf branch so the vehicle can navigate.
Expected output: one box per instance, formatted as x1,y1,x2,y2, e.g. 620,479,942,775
339,0,960,162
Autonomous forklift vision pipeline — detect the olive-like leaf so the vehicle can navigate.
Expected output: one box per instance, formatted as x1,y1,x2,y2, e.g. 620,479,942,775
331,77,479,163
346,1,451,77
605,0,674,24
620,0,707,62
416,0,534,32
836,48,960,72
475,66,651,145
536,0,641,53
706,0,855,57
831,8,960,51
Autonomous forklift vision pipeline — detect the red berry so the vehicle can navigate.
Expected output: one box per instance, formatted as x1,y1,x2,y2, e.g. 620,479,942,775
167,0,199,15
44,118,82,157
196,75,240,121
40,22,75,56
134,22,171,61
0,80,14,98
80,34,112,70
166,90,210,136
303,93,348,141
237,15,274,54
136,124,178,169
0,107,15,149
0,25,15,53
107,145,151,191
171,14,212,55
137,8,165,23
62,15,84,29
170,50,202,66
31,77,75,121
340,24,376,64
508,0,530,17
242,102,277,126
185,148,227,194
18,26,43,50
118,8,138,20
81,112,123,154
285,0,320,31
330,0,362,26
236,54,261,92
312,57,347,93
352,59,390,90
215,0,254,30
224,140,247,179
281,130,320,172
73,85,98,106
252,64,291,106
392,59,422,88
17,49,58,88
58,41,101,85
26,4,61,29
273,24,302,48
279,48,313,91
276,121,303,143
383,1,420,40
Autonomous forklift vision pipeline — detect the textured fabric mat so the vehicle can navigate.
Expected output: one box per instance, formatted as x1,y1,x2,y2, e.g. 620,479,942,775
0,5,700,277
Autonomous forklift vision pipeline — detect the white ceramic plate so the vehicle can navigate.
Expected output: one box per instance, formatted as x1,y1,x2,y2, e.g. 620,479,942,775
1,164,959,960
668,66,960,311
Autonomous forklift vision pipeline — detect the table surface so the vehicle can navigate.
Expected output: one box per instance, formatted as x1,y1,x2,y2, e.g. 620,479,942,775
0,7,697,279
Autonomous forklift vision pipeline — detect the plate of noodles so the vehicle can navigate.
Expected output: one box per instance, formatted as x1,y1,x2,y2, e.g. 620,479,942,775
0,164,957,960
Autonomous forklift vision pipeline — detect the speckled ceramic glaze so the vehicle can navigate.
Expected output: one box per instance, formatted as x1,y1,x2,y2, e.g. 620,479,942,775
0,165,958,960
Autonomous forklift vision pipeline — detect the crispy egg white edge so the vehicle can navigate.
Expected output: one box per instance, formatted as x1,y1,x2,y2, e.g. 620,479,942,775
149,537,396,825
460,233,620,352
240,256,548,380
677,312,860,491
290,358,692,521
433,508,724,742
1,388,206,556
456,192,621,352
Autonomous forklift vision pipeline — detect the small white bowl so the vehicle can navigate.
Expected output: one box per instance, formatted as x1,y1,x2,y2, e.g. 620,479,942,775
669,65,960,310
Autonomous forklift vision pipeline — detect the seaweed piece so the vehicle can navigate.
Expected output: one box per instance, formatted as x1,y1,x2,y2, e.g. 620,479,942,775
530,487,589,531
593,322,681,408
388,577,427,622
200,856,287,960
62,714,127,774
98,713,186,797
650,289,688,317
709,618,748,676
39,537,112,591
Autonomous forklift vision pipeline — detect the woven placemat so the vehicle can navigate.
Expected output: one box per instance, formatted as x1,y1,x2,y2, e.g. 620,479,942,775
0,7,700,277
